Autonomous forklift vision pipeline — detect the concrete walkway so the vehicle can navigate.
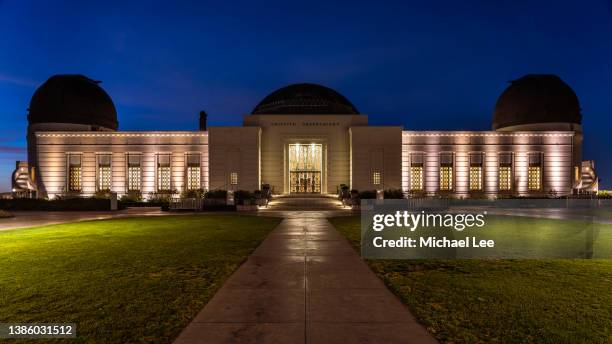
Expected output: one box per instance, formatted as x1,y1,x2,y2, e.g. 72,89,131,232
0,207,173,231
174,214,438,344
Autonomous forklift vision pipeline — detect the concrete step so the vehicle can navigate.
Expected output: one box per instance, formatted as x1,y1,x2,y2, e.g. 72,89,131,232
265,195,347,211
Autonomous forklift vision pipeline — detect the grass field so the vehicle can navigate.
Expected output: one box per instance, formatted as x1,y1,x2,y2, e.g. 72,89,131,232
0,214,281,343
330,216,612,344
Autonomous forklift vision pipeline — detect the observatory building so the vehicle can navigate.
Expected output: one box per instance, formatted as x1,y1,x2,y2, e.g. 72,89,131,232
12,74,598,199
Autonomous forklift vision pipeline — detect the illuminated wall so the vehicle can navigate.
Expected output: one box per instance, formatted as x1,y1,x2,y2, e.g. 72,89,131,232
35,132,209,199
242,114,367,194
33,127,576,199
401,131,575,197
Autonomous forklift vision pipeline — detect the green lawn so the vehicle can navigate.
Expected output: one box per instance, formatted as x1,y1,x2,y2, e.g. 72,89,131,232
330,216,612,344
0,214,281,343
362,215,611,259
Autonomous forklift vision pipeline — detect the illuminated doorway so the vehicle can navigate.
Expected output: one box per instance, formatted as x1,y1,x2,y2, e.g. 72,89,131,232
289,143,322,193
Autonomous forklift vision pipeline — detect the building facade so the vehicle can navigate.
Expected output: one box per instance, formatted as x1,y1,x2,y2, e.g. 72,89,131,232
13,74,598,199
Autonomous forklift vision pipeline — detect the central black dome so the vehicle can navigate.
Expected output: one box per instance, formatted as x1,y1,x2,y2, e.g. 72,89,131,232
28,74,118,130
252,83,359,115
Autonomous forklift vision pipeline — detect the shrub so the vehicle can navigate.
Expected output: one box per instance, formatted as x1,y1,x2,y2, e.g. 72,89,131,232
261,185,272,200
181,188,205,199
148,191,176,204
233,190,254,205
404,189,428,198
205,189,227,199
384,189,404,199
338,184,350,200
120,191,142,202
93,190,111,199
0,209,14,218
359,190,377,199
598,190,611,199
119,191,163,208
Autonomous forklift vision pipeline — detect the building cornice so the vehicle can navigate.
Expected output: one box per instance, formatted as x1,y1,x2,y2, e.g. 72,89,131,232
401,131,574,137
35,131,209,138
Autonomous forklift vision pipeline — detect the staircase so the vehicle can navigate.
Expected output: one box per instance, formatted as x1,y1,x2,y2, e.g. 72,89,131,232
576,160,599,194
262,194,348,211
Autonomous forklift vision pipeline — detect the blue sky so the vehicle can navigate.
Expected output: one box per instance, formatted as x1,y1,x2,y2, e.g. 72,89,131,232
1,0,611,191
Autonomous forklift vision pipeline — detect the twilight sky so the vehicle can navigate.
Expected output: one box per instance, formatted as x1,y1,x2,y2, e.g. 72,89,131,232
0,0,611,191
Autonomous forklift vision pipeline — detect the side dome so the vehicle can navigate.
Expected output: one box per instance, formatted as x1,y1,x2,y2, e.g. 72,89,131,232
28,74,118,130
492,74,581,130
252,83,359,115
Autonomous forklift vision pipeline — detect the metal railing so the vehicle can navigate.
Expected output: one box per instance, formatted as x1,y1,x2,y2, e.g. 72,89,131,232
169,198,202,211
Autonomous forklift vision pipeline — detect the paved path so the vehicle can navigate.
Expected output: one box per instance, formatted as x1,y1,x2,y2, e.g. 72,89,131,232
0,207,173,231
174,213,438,344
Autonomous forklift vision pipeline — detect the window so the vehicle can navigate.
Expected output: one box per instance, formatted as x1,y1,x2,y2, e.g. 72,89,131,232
410,153,423,191
68,154,82,192
439,153,453,191
127,154,141,191
439,167,453,190
230,172,238,185
186,154,201,190
528,153,542,190
469,153,483,191
499,153,512,191
157,154,171,191
97,154,111,191
373,172,381,185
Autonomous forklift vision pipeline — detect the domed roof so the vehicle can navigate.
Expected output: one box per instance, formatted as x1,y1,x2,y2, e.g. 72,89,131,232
252,83,359,115
28,74,118,130
492,74,581,130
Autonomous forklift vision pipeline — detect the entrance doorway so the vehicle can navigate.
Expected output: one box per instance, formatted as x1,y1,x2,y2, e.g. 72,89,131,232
289,143,322,193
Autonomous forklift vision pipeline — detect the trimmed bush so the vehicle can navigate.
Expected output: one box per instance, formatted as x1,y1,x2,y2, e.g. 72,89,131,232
148,191,177,204
180,188,205,199
359,190,377,199
119,200,167,208
338,184,350,200
0,209,14,218
233,190,254,205
120,191,143,202
384,189,405,199
93,190,111,199
205,189,227,199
